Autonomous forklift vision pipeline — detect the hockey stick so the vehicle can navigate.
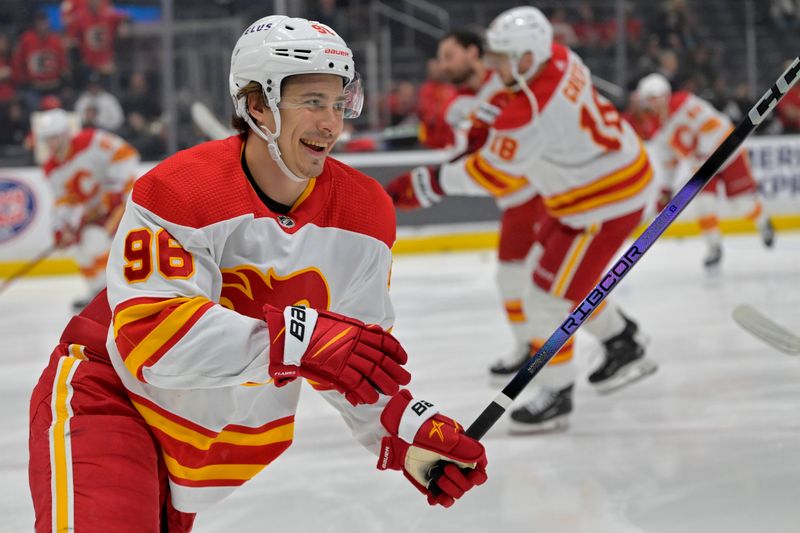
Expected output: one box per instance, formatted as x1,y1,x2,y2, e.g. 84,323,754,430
191,101,235,141
425,57,800,495
0,244,58,296
732,304,800,355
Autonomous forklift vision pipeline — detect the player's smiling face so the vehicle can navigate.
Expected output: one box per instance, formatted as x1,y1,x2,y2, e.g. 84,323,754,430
275,74,345,179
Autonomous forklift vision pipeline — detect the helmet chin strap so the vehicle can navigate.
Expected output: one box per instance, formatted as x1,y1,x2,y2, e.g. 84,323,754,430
511,54,540,120
241,97,308,184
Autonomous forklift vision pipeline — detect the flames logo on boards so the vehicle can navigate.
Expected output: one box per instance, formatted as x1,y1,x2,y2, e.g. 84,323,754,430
219,265,331,319
0,178,37,244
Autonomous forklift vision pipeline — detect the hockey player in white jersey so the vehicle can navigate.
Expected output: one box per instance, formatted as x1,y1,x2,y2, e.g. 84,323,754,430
35,107,139,310
635,72,774,268
386,6,658,434
28,16,487,532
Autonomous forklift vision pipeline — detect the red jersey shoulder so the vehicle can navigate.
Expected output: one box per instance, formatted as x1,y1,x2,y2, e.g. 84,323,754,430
319,158,395,248
132,135,254,228
70,128,96,157
668,91,692,116
42,129,94,175
494,44,570,130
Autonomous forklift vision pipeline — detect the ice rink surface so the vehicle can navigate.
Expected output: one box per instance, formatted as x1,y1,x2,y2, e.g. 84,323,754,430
1,233,799,533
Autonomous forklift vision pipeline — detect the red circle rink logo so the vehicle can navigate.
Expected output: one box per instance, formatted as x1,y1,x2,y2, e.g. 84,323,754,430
0,177,37,243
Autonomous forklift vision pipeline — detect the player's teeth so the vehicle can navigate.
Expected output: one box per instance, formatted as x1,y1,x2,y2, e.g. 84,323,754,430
302,139,326,148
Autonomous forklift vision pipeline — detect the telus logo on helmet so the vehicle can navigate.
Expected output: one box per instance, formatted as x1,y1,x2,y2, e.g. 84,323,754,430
243,22,272,35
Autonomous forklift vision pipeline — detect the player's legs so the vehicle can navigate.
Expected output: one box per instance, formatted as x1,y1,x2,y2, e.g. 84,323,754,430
718,152,774,248
29,345,195,532
490,196,550,379
694,185,724,268
509,210,656,433
73,224,112,310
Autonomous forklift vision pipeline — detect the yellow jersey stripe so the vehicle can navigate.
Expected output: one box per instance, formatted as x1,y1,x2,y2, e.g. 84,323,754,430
545,147,648,209
163,453,269,482
548,167,652,217
132,400,294,451
113,297,193,337
123,296,212,377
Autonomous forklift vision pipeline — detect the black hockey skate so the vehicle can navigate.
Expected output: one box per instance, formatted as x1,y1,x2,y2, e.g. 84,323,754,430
759,217,775,248
588,314,656,394
509,384,573,434
489,343,531,385
703,243,723,269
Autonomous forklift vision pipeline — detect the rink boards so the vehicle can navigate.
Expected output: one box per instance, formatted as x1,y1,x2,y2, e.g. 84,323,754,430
1,134,799,277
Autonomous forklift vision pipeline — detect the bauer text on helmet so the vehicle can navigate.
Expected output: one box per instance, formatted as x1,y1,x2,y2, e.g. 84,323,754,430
229,16,363,181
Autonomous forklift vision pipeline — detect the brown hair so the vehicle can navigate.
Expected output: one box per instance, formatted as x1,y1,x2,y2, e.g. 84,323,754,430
230,81,265,134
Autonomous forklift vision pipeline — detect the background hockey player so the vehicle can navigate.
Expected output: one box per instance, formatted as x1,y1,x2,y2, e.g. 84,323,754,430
35,106,139,310
634,72,775,268
385,6,657,434
435,29,509,152
28,16,487,532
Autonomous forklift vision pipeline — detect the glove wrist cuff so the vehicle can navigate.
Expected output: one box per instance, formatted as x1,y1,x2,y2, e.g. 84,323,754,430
410,167,443,208
381,390,439,443
281,306,318,365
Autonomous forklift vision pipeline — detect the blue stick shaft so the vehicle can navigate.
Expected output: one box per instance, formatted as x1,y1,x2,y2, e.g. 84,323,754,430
465,57,800,440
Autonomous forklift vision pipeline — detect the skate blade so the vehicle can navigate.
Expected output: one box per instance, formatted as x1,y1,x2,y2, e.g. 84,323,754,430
591,358,658,395
508,415,569,435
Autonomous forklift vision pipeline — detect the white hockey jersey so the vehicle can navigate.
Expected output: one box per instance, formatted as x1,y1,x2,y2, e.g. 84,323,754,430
439,44,654,227
44,128,139,231
644,91,737,189
444,70,508,132
104,136,397,512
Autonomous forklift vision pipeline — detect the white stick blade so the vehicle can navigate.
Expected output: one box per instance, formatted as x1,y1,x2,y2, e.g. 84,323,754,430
732,304,800,355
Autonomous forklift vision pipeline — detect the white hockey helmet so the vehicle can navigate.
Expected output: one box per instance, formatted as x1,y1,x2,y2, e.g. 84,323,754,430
636,72,672,99
36,108,71,139
486,6,553,80
229,15,363,181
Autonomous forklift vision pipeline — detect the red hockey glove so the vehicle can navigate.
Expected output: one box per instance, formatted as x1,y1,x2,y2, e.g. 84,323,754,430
377,390,488,507
264,305,411,406
385,166,444,210
53,226,80,248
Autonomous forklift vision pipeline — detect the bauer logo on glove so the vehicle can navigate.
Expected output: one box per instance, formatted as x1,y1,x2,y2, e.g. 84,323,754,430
265,304,411,405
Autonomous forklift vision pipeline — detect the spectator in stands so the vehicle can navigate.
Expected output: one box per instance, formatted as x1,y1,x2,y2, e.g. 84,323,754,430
75,72,124,131
120,109,165,160
0,33,15,106
630,34,664,89
683,43,719,97
120,71,160,121
307,0,348,40
65,0,129,87
769,0,800,32
386,80,417,127
656,49,685,89
653,0,698,51
548,7,577,47
573,2,608,53
0,100,28,147
118,69,164,156
417,58,457,149
12,10,70,113
776,60,800,133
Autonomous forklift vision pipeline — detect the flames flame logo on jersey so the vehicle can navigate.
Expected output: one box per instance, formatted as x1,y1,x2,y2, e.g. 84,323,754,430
219,265,331,319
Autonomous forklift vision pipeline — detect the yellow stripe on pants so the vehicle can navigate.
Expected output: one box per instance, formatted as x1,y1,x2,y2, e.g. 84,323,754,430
50,356,81,532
